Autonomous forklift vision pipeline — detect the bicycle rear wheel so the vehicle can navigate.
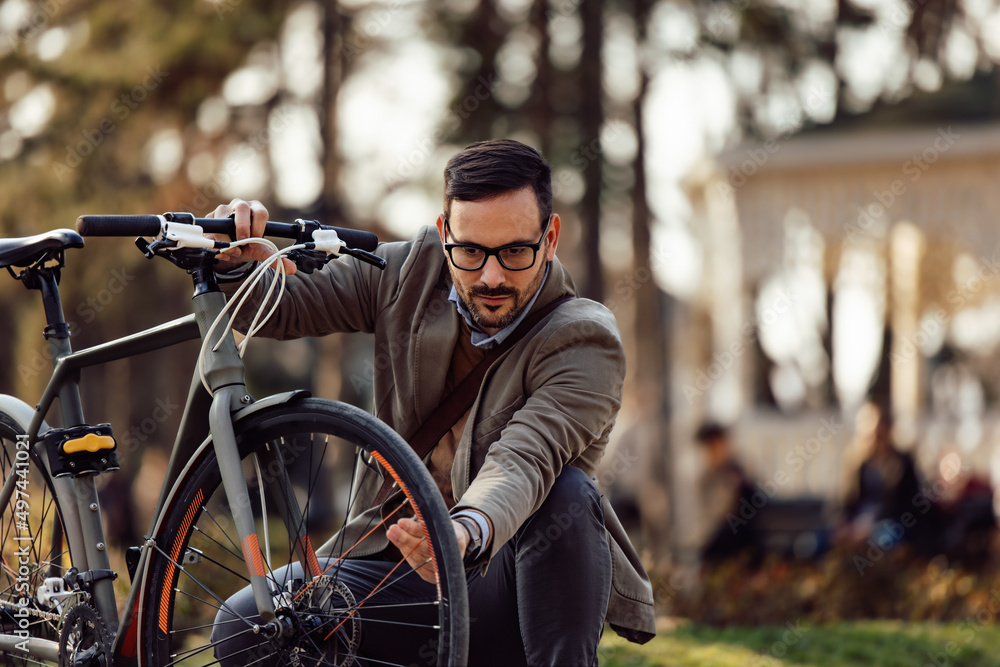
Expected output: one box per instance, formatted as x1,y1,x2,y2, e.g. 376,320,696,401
0,411,73,665
138,398,468,666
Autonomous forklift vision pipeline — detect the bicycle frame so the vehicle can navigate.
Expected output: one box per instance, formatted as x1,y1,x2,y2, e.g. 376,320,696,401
0,254,319,664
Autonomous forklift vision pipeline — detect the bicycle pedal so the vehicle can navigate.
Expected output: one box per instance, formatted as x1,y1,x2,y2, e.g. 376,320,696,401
43,423,120,477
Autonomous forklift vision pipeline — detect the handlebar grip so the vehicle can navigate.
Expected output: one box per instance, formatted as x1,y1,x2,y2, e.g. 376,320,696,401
195,219,379,252
326,227,378,253
76,215,163,237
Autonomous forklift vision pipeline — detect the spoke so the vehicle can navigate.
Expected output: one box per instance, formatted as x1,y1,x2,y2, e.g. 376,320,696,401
287,433,328,576
322,539,426,642
198,508,244,557
151,541,259,632
145,413,458,666
293,498,409,606
185,547,252,586
338,599,441,612
172,587,229,617
251,453,271,572
191,523,244,565
165,625,260,666
170,615,246,634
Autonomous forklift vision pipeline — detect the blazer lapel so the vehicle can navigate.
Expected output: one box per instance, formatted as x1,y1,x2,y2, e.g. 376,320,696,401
412,274,460,425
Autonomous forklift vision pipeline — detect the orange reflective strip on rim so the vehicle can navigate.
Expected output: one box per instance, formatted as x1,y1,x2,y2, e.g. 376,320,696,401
369,450,438,584
241,534,266,577
159,488,204,634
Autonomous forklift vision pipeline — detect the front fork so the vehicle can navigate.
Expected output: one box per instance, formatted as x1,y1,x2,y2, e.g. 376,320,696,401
196,288,317,628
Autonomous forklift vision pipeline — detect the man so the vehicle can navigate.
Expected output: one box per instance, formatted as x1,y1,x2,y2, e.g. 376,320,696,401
210,139,655,664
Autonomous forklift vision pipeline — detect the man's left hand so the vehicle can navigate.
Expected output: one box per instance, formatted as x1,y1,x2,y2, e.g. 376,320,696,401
387,517,470,584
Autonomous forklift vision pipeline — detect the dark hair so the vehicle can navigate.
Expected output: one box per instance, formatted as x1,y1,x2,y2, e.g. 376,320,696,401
443,139,552,231
695,421,729,444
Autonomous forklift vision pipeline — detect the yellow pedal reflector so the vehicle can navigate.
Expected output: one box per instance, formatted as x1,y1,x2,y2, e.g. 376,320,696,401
62,433,116,454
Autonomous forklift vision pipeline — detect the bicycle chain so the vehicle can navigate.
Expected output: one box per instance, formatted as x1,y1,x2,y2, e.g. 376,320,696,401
0,596,62,622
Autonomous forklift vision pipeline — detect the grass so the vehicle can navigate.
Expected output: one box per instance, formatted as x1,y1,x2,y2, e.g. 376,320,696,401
599,619,1000,666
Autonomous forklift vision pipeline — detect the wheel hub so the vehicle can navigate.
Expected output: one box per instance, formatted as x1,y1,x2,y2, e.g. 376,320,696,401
266,575,360,667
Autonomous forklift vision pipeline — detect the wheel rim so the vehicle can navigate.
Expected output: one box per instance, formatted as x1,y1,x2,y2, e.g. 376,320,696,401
143,404,465,667
0,417,71,663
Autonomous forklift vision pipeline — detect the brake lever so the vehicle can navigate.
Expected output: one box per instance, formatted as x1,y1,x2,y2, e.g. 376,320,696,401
285,248,328,274
339,247,387,270
135,237,177,259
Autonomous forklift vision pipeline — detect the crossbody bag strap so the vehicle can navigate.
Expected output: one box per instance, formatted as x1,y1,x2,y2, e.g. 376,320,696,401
371,294,575,508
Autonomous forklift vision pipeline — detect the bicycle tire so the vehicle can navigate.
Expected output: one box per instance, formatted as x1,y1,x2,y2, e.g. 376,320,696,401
0,411,73,665
138,398,468,667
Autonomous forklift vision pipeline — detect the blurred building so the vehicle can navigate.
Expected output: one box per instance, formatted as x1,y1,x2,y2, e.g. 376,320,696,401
673,73,1000,558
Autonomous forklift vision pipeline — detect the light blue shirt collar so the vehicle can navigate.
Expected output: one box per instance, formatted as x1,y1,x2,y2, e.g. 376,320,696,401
448,265,550,349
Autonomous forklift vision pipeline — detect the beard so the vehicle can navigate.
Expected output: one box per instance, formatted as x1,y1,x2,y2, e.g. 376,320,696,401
454,261,547,332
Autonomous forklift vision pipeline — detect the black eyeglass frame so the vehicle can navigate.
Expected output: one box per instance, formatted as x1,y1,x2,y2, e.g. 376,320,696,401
443,215,552,272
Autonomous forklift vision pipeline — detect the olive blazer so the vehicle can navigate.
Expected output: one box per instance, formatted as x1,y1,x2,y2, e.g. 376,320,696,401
227,226,655,643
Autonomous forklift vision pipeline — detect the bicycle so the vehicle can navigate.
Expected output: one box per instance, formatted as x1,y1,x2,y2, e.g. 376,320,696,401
0,212,469,666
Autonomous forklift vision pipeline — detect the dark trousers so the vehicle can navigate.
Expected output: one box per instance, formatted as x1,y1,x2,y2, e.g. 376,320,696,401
212,466,611,666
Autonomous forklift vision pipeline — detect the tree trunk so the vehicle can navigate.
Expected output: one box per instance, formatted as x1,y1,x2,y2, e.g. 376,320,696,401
579,0,604,302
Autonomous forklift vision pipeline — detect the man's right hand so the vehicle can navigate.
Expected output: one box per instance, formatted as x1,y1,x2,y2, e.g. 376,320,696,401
208,198,297,275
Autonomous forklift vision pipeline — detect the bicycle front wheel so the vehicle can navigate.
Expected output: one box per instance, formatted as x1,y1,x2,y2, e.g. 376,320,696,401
0,411,73,665
138,398,468,667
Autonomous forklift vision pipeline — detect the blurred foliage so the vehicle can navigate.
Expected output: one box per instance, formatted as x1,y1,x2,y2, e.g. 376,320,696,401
0,0,292,546
664,546,1000,626
0,0,287,233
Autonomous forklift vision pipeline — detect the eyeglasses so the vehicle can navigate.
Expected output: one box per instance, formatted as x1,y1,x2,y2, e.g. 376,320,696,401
444,216,551,272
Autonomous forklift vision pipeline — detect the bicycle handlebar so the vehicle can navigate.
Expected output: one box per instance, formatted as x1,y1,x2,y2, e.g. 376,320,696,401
75,214,380,253
76,215,163,237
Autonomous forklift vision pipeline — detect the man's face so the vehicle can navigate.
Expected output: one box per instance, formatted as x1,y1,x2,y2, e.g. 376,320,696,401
437,187,560,335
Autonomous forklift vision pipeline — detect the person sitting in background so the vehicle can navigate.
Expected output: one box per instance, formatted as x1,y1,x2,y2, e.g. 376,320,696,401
930,446,997,565
696,422,758,562
839,403,924,551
